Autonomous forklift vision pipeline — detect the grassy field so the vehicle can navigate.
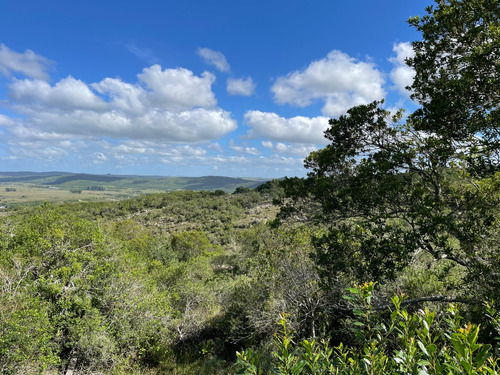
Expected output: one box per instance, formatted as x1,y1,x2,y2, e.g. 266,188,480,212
0,172,269,208
0,184,150,207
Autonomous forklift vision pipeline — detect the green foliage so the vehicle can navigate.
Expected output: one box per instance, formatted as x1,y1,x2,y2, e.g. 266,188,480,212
1,4,498,369
278,0,500,306
237,285,500,374
408,0,500,143
234,186,252,194
171,230,221,261
0,294,59,374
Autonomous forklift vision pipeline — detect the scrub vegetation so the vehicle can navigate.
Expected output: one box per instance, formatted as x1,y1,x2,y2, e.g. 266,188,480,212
1,0,500,373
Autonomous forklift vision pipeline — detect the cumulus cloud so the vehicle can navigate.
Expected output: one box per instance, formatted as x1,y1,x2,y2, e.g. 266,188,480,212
390,42,415,97
244,111,330,144
92,78,146,115
271,50,385,117
138,65,217,111
0,44,53,80
12,107,236,143
0,45,322,177
204,154,304,177
197,47,230,72
6,64,236,143
226,77,256,96
9,76,107,111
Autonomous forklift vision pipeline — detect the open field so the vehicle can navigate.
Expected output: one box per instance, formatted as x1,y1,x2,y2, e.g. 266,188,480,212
0,184,147,207
0,172,268,208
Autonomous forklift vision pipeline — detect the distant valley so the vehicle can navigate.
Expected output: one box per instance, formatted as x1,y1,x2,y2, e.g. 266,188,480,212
0,171,268,207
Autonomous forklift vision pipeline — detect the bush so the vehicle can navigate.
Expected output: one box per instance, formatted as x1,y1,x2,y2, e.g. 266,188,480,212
236,283,500,374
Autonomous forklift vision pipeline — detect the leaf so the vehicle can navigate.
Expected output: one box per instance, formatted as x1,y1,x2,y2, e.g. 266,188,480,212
451,336,466,359
460,360,471,373
421,319,429,334
353,308,365,317
417,340,430,357
417,360,431,366
468,325,479,345
473,344,491,368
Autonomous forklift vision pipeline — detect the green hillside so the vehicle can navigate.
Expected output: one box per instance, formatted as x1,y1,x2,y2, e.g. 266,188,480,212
0,172,268,207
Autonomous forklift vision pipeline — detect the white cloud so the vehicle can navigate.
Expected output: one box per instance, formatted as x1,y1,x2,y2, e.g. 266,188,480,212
138,65,217,111
390,42,415,97
102,138,303,175
0,114,15,127
11,108,236,142
228,139,261,155
10,76,107,111
93,152,108,164
0,44,53,80
108,141,207,158
94,152,107,160
197,47,230,72
206,142,223,152
261,141,317,157
226,77,256,96
6,64,236,143
6,139,78,161
271,50,385,117
92,78,146,115
244,111,330,144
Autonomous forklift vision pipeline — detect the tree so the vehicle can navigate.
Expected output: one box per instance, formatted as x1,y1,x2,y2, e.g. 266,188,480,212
408,0,500,144
280,0,500,301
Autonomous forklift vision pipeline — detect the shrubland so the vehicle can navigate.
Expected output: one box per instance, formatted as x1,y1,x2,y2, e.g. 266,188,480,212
1,0,500,373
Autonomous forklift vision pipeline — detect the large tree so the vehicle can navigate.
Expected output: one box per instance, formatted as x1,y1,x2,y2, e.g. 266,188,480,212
281,0,500,301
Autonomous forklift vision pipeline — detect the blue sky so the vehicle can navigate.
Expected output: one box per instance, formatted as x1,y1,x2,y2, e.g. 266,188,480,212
0,0,426,178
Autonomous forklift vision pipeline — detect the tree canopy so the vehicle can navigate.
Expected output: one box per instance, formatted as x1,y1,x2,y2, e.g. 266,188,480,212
281,0,500,301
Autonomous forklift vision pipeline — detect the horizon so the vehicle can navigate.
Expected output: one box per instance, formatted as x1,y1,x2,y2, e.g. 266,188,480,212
0,170,271,180
0,0,424,178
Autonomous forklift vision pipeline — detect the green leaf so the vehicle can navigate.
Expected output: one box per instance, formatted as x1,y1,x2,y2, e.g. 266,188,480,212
460,360,471,374
452,336,466,359
473,344,491,368
427,344,437,355
353,308,365,316
417,340,429,357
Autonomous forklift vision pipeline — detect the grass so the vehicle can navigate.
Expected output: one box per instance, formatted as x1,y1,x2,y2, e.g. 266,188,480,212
0,172,269,209
0,184,157,207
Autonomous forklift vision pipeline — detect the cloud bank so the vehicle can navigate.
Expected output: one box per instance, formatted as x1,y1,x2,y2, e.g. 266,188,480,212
7,65,236,143
0,42,416,177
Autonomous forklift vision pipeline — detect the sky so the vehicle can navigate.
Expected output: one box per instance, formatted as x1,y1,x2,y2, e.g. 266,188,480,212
0,0,427,178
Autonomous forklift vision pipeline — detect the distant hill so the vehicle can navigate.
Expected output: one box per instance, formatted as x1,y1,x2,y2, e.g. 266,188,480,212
0,171,268,192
